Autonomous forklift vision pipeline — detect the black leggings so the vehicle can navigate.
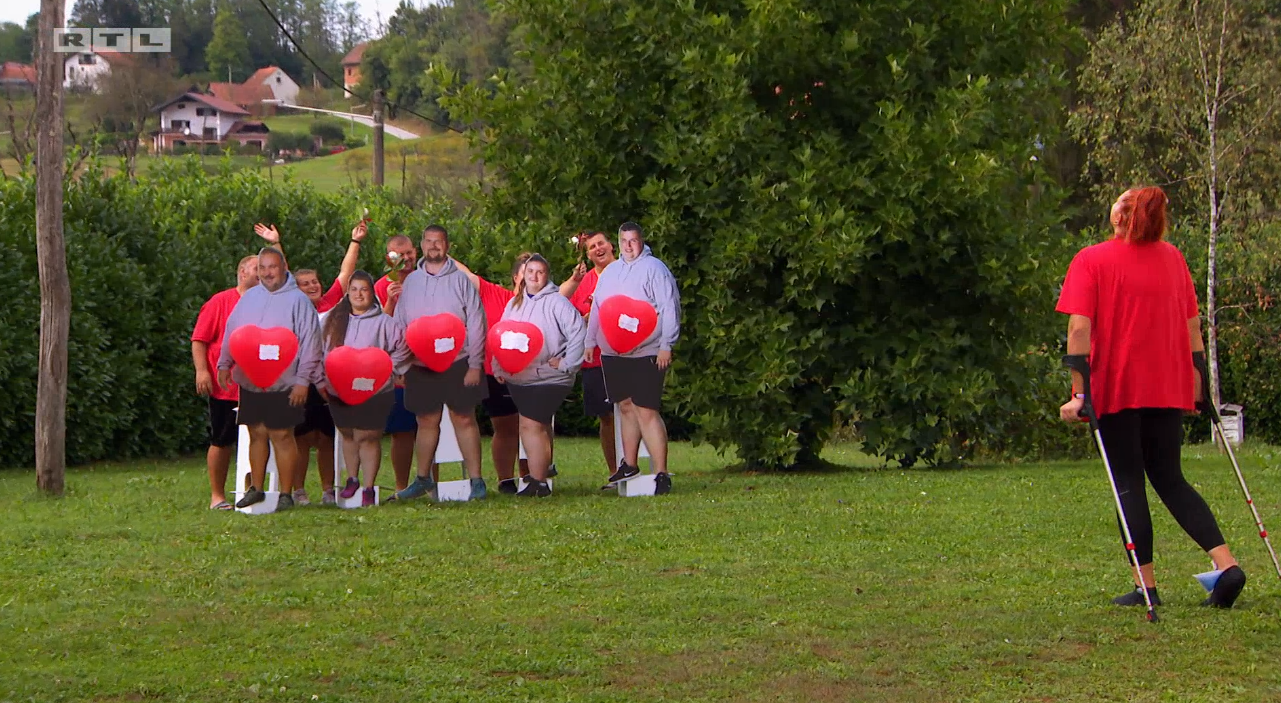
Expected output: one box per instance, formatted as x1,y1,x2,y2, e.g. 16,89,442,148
1097,408,1226,565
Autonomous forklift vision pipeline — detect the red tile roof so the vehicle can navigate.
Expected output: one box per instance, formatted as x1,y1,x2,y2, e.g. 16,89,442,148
208,80,273,107
0,62,36,83
341,42,368,66
244,66,281,86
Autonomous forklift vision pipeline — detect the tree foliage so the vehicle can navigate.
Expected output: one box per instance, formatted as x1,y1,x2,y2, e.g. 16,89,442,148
445,0,1076,469
205,4,253,82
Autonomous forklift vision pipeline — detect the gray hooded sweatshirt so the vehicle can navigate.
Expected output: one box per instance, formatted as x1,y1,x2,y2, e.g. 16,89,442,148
217,273,323,392
321,307,414,395
585,244,681,358
493,282,587,387
392,257,487,370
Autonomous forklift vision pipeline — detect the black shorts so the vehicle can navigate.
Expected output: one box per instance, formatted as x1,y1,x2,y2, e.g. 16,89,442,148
238,389,305,430
330,389,396,432
481,374,519,418
403,360,488,415
600,355,666,411
581,366,611,418
207,397,238,448
295,385,336,437
507,383,572,425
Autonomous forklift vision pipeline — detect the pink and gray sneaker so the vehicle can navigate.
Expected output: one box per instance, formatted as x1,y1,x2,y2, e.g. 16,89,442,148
339,477,361,500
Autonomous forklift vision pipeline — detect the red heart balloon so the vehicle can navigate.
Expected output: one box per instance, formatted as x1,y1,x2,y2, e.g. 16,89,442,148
228,325,299,388
487,320,545,375
598,296,658,354
405,313,466,372
325,346,393,405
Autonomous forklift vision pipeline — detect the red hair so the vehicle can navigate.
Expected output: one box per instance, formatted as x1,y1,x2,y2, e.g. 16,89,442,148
1121,186,1168,243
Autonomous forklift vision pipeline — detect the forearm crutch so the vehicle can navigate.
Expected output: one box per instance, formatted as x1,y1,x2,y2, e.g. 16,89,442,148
1063,355,1159,623
1194,353,1281,580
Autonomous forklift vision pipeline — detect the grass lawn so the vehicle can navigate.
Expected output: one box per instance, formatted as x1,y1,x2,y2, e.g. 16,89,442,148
3,440,1280,701
257,114,397,144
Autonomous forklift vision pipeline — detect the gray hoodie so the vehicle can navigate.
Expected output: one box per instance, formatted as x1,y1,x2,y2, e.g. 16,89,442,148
493,282,587,387
216,273,323,392
585,244,681,358
392,257,486,369
321,307,414,395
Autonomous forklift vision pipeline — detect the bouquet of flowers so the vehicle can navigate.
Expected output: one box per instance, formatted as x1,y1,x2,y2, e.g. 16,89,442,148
386,250,408,282
569,231,589,265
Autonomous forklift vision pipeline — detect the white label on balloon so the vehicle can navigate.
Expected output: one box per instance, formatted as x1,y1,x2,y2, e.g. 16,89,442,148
618,315,640,333
500,331,530,352
352,377,375,392
434,337,456,354
258,344,280,361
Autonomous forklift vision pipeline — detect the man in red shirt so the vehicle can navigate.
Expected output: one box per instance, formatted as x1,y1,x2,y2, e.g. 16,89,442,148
253,221,368,505
560,231,618,481
375,234,420,490
191,254,259,510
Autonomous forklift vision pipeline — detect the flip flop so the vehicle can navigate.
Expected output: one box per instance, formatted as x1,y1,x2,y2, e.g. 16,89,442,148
210,500,233,511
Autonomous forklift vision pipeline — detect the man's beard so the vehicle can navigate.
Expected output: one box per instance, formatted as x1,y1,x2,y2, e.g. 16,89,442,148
424,253,446,264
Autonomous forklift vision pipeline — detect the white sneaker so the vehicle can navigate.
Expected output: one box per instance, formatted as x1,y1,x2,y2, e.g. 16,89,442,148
292,488,311,506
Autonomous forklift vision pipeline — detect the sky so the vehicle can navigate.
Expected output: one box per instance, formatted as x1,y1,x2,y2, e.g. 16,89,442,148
0,0,395,34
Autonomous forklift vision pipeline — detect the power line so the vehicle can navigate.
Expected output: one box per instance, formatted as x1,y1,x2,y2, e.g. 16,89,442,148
251,0,466,136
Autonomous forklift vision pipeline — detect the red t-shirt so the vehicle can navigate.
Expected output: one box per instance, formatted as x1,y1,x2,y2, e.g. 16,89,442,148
478,278,515,376
374,274,392,308
191,287,241,401
316,279,344,313
1056,239,1198,417
569,268,602,369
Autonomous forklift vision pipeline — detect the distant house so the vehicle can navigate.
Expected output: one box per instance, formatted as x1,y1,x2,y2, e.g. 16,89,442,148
210,66,300,114
341,43,367,99
150,91,271,152
0,62,36,91
63,50,133,92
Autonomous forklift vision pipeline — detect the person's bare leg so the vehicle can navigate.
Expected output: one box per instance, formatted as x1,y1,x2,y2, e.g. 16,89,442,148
450,409,484,479
248,424,271,490
491,414,519,482
618,399,643,467
208,445,233,507
391,431,415,490
598,413,617,474
315,432,335,492
413,412,444,479
339,428,360,482
269,428,300,493
635,406,669,473
356,429,383,488
517,414,553,478
1208,545,1239,571
293,430,315,491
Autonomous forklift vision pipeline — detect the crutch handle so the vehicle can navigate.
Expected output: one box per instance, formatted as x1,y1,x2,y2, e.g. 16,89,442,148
1192,351,1218,419
1062,354,1099,428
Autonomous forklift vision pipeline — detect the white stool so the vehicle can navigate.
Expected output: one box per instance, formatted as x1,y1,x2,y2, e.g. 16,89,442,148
435,406,485,501
234,423,280,514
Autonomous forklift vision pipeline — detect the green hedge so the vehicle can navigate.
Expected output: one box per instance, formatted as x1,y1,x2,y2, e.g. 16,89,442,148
0,157,675,469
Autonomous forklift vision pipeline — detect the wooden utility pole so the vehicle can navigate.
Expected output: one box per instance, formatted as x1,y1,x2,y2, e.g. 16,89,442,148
35,0,70,496
371,89,385,187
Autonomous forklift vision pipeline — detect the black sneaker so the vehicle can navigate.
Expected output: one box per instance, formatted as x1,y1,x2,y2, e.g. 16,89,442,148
235,487,266,509
276,492,295,511
601,462,640,489
517,478,552,498
654,472,672,495
1112,586,1161,607
498,478,519,495
547,463,558,478
1201,565,1246,608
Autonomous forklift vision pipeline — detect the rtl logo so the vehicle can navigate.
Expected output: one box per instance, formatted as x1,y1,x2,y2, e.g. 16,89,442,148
54,28,172,53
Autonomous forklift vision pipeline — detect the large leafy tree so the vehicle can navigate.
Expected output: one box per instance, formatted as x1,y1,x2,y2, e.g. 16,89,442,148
446,0,1075,468
1071,0,1281,414
205,3,253,82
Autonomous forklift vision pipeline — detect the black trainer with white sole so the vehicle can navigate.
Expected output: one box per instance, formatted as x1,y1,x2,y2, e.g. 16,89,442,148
601,462,640,489
1202,565,1246,608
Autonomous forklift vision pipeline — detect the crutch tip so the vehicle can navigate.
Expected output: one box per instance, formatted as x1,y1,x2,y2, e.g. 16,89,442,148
1146,610,1160,623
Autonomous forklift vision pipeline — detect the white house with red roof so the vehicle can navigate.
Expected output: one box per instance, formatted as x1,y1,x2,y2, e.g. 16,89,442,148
209,66,299,112
150,91,271,152
63,50,133,91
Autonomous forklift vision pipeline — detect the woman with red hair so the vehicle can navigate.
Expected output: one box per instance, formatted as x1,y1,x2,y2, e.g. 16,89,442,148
1056,186,1247,609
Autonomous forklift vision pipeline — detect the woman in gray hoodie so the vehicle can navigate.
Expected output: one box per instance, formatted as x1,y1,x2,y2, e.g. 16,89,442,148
492,255,587,497
321,271,413,507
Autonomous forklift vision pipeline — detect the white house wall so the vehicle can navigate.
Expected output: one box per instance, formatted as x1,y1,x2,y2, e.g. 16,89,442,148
63,53,111,91
159,101,239,138
260,68,300,105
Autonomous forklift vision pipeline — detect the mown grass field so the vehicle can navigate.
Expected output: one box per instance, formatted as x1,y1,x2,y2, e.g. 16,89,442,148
3,439,1280,702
